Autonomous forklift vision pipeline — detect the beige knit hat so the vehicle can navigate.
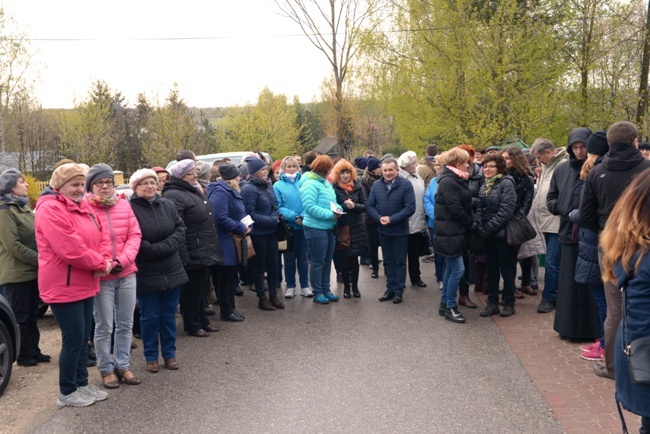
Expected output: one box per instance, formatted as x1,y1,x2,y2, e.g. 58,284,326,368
50,163,86,190
129,169,158,191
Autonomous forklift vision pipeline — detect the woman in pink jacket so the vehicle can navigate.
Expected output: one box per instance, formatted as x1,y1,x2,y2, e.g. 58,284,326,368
35,163,113,408
84,164,142,389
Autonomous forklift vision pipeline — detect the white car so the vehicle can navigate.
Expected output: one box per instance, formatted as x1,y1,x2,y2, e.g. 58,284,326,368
165,152,273,172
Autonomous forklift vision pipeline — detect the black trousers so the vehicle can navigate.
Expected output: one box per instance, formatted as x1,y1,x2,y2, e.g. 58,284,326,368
215,265,238,317
334,253,360,290
366,224,380,271
251,233,279,297
407,233,423,284
485,238,518,308
5,279,41,361
180,267,210,333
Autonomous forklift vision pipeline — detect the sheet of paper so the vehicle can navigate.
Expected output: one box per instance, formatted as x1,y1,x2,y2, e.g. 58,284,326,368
330,201,346,214
241,215,254,226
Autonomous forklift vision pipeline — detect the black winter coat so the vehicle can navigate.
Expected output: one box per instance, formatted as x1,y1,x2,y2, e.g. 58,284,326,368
333,181,367,256
547,147,585,244
434,168,473,257
360,171,382,226
130,194,189,293
477,175,517,239
509,169,534,215
162,177,222,269
580,143,650,233
468,162,485,212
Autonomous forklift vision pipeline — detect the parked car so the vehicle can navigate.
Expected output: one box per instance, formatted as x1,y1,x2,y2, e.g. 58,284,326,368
0,293,19,395
165,152,273,172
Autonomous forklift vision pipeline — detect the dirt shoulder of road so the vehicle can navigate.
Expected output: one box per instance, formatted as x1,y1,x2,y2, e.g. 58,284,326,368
3,313,70,433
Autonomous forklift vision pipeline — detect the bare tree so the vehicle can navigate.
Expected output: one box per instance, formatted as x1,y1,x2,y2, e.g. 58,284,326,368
637,0,650,134
274,0,378,156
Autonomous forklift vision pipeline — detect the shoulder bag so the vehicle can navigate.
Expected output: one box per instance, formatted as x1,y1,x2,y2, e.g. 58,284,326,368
229,233,256,266
506,194,536,246
262,188,293,251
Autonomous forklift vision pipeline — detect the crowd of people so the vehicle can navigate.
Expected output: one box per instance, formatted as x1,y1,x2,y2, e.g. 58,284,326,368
0,122,648,430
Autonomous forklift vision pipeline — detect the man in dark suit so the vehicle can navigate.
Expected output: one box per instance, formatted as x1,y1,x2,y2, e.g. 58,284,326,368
367,158,416,304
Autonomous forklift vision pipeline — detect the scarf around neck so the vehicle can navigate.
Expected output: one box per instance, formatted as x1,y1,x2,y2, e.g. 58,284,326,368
447,165,470,180
485,174,503,195
2,193,29,207
85,192,118,208
337,180,354,193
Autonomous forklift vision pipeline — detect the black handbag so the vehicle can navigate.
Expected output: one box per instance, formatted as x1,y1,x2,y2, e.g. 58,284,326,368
262,188,294,250
506,209,536,246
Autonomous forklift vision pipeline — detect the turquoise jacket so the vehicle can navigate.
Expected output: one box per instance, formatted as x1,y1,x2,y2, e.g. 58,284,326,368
273,172,304,231
299,172,342,230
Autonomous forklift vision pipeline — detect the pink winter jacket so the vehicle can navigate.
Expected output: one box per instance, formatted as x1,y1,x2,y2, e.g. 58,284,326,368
35,192,112,304
86,195,142,280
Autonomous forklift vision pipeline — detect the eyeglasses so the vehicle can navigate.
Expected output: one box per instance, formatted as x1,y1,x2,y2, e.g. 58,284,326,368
94,180,114,187
483,165,497,169
138,181,158,187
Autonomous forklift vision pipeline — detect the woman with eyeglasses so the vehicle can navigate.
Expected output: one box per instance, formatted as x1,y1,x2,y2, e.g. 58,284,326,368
476,154,518,318
129,169,188,373
162,159,222,337
84,164,143,388
35,163,113,407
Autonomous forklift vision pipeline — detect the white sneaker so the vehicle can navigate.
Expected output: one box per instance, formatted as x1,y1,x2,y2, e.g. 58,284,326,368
285,287,296,298
57,389,96,407
78,384,108,401
300,287,314,297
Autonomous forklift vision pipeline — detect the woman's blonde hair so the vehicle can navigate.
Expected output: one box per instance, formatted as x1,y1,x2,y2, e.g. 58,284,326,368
224,178,240,192
601,168,650,282
280,156,298,173
436,147,469,168
580,154,600,180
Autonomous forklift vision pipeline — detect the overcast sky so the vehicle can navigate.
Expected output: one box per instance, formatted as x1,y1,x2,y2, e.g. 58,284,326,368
3,0,331,108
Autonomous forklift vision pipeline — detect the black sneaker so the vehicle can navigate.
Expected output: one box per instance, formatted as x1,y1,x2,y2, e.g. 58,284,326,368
480,304,500,317
18,358,38,367
537,299,555,313
445,307,466,323
500,306,515,317
35,353,51,363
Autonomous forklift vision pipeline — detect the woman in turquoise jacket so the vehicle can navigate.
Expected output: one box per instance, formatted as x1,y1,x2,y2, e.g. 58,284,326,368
299,155,343,304
274,156,311,298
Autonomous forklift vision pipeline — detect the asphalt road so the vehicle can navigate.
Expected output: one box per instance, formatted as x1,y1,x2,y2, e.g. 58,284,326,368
30,264,562,434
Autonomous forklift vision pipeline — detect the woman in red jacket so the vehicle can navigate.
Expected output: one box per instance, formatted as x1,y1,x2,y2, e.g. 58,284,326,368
84,164,143,389
35,163,113,407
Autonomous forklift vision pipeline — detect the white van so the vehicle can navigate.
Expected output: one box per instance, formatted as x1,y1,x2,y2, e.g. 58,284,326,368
165,152,273,172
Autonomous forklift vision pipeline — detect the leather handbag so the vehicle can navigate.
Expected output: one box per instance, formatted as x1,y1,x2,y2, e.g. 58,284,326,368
622,284,650,384
229,233,255,265
506,209,536,246
334,225,351,251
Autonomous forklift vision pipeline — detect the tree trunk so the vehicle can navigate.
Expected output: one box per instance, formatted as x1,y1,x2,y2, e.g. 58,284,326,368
637,0,650,137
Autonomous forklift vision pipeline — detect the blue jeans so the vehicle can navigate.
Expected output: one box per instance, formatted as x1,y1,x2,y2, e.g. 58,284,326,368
542,233,561,302
304,227,335,296
379,234,408,295
137,287,180,362
50,297,94,395
442,254,464,308
590,282,607,348
94,274,137,373
283,229,309,289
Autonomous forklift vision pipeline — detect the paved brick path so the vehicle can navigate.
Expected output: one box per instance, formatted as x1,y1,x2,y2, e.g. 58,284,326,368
474,289,641,434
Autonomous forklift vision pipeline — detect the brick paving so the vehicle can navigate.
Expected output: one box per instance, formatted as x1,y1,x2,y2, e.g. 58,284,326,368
473,288,641,434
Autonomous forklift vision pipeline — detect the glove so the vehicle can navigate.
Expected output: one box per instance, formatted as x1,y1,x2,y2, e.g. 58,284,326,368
480,229,490,239
110,259,124,275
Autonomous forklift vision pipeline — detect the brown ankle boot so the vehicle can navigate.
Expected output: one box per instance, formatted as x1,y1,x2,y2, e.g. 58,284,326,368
458,295,477,308
258,296,276,311
520,285,538,296
269,294,285,309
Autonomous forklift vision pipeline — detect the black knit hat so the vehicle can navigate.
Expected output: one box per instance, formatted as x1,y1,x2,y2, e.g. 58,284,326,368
367,156,382,172
586,131,609,157
218,164,240,181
